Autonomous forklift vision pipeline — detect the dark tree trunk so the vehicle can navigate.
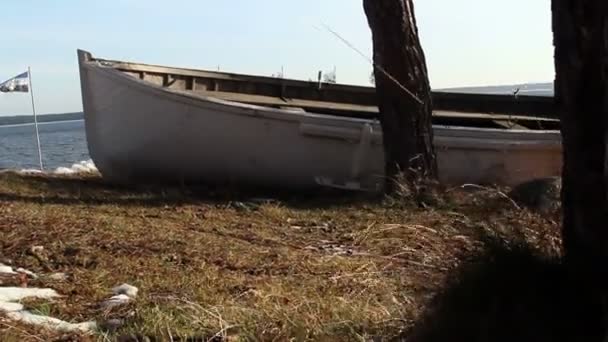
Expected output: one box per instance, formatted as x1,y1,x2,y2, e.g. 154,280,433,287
553,3,608,337
553,1,608,279
363,0,437,192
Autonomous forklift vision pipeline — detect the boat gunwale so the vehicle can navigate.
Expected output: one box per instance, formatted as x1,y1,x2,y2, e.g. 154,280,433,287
78,49,562,143
83,53,555,105
87,56,559,121
82,60,384,128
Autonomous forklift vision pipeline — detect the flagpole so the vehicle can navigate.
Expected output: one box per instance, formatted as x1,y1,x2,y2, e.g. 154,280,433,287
28,66,44,171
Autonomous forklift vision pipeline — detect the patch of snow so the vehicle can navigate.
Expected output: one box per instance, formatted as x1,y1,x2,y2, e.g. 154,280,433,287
0,263,37,279
0,301,24,312
16,160,98,176
112,283,138,299
0,287,59,302
53,159,97,175
0,275,137,333
6,311,97,333
100,294,132,309
99,284,138,310
0,264,17,275
47,272,68,281
0,287,97,333
17,169,43,175
16,268,38,279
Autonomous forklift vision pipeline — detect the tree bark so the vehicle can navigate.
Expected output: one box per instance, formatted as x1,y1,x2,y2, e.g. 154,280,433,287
553,1,608,278
363,0,437,192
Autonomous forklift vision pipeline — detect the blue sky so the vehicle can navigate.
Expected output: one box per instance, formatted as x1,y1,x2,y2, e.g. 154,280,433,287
0,0,553,116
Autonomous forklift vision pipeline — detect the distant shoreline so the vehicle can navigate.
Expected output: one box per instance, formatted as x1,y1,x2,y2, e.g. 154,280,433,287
0,112,83,126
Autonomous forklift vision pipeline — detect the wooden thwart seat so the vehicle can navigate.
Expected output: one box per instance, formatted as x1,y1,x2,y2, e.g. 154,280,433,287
193,90,559,128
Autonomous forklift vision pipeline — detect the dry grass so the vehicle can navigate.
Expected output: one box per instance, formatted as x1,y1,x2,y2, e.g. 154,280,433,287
0,171,562,341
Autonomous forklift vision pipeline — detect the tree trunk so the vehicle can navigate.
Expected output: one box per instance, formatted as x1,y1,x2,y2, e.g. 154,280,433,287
363,0,437,192
553,0,608,279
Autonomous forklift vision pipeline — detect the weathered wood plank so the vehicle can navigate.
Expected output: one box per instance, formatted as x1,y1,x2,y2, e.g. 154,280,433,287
96,56,557,122
192,90,558,125
102,59,556,117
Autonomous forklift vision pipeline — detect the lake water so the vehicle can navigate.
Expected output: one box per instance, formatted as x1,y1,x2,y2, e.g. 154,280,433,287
0,120,90,170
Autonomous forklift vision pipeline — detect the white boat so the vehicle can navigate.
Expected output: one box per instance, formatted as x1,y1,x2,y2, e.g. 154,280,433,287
76,49,562,191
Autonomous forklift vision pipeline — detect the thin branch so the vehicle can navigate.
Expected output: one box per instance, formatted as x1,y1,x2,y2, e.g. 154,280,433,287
316,22,424,105
460,183,522,210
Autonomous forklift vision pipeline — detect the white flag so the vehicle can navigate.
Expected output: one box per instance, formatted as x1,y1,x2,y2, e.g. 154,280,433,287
0,71,29,93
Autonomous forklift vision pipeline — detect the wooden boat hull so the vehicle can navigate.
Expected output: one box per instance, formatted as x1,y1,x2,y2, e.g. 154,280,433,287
77,50,562,190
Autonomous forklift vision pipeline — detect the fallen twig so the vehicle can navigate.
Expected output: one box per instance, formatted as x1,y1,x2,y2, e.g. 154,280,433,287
458,184,521,210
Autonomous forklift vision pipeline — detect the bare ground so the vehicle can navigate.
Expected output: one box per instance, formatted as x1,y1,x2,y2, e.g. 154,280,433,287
0,171,564,341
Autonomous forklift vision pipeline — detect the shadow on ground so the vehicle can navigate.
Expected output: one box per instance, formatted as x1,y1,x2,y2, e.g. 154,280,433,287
0,172,383,209
401,234,606,342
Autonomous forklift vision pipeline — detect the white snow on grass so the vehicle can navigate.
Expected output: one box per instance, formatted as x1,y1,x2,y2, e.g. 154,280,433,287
16,159,98,176
47,272,68,281
112,283,138,299
0,264,17,275
15,268,38,279
0,287,98,333
53,159,98,175
0,264,38,279
5,311,97,333
16,169,43,175
100,294,132,310
0,264,136,334
0,287,60,303
101,284,139,310
0,301,25,312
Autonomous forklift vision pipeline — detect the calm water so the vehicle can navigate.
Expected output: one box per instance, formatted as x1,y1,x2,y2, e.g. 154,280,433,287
0,120,90,170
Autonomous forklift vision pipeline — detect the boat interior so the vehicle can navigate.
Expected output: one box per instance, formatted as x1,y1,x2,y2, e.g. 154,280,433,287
90,55,559,131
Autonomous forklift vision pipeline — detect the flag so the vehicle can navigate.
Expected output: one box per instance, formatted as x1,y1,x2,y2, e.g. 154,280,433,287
0,71,29,93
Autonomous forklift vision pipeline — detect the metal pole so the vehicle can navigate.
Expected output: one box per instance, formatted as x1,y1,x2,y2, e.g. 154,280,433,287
28,66,44,171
